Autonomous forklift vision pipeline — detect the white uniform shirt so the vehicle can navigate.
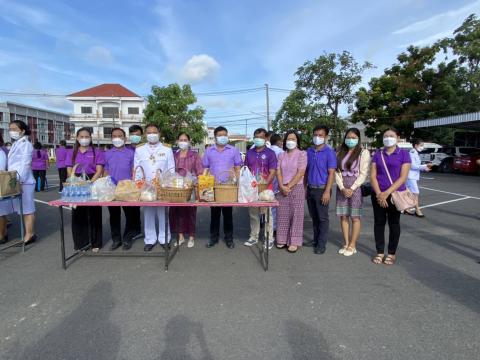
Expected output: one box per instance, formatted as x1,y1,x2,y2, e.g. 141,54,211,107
8,136,35,184
408,149,427,181
134,142,175,181
0,150,7,171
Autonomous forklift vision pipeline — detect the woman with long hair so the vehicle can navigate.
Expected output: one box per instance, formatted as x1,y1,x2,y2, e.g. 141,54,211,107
0,120,37,245
65,127,105,251
370,128,411,266
32,141,49,192
335,128,371,257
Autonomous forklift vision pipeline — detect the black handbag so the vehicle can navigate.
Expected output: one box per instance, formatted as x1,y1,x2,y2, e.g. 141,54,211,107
361,183,372,197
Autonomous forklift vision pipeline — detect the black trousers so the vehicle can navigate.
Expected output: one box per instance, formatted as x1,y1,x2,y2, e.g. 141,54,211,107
306,187,330,249
108,206,140,243
72,206,103,250
33,170,46,191
58,167,67,191
210,207,233,241
371,193,401,255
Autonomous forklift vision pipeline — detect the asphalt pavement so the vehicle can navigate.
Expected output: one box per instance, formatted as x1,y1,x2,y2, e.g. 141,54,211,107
0,169,479,360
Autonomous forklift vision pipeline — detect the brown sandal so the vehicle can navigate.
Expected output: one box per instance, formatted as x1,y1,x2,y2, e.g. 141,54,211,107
372,254,384,264
384,255,396,265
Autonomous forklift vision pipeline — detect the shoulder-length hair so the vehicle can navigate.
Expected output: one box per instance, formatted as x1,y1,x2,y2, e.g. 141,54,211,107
336,127,362,171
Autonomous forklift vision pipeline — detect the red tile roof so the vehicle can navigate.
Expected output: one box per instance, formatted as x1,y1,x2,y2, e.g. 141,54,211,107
68,83,140,97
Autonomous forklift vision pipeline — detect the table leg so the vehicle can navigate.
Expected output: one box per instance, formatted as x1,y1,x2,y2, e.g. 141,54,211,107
259,210,266,271
266,207,270,271
59,206,67,270
19,194,25,253
164,206,169,271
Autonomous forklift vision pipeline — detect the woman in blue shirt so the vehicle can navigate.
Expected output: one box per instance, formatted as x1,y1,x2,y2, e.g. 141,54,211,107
405,139,432,217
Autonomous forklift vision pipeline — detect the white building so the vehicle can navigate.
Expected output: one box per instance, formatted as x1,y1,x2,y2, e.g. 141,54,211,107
67,83,145,144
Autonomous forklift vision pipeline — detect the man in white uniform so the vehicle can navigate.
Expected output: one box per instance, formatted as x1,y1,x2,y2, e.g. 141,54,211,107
134,124,175,251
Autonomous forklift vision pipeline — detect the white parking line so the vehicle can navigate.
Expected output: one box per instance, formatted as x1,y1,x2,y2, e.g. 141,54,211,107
419,186,480,200
419,196,472,209
420,176,435,180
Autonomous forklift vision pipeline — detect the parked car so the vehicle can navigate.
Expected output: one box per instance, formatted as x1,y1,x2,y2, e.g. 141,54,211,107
418,143,443,164
453,151,480,174
425,146,480,173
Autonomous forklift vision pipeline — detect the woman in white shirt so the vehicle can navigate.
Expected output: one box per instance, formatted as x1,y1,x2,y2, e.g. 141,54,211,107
0,137,7,244
0,121,36,245
406,139,432,217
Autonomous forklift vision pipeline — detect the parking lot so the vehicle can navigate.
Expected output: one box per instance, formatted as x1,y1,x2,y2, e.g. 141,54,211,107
0,170,479,360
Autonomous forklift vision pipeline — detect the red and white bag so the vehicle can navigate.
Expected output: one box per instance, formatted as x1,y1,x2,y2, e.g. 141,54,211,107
238,166,259,203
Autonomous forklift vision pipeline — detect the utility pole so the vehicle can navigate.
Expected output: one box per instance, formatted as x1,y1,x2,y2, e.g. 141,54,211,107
265,83,270,131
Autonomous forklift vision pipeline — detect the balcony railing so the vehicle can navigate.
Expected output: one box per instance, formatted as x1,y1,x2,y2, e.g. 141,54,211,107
70,114,143,121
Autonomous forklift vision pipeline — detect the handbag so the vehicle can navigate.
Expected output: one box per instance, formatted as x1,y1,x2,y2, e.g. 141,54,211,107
380,152,417,211
361,183,372,197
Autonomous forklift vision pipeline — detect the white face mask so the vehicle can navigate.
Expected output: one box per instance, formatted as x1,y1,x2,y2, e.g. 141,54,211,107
79,138,91,147
9,131,21,140
178,141,189,150
286,140,297,150
383,137,397,147
147,133,160,144
416,146,424,152
112,138,125,148
313,136,325,146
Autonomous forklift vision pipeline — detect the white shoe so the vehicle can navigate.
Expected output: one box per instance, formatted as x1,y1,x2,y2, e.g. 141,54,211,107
244,238,258,247
174,238,185,247
338,246,347,254
187,239,194,248
343,247,357,257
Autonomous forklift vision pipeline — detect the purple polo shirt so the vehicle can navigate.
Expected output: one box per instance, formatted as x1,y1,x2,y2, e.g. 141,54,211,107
32,149,49,170
55,146,68,168
244,147,277,181
202,144,242,182
65,147,105,176
306,145,337,186
104,146,135,184
372,147,411,192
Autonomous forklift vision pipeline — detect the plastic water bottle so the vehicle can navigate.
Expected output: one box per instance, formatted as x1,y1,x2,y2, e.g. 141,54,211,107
61,187,70,202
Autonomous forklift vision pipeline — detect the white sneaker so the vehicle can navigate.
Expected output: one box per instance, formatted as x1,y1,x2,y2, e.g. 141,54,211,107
174,238,185,247
244,238,258,247
187,239,194,248
338,246,347,254
343,248,357,257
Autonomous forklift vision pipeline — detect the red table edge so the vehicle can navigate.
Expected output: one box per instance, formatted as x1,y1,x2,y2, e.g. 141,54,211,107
48,199,279,207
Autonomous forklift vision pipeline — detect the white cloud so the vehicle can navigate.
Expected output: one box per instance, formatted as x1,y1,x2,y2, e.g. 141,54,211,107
180,54,220,83
0,0,50,27
86,46,114,66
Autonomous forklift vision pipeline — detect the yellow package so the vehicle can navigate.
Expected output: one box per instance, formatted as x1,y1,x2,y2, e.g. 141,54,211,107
198,172,215,202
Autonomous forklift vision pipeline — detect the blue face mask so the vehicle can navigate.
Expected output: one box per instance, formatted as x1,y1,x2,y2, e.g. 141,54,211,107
345,138,358,148
129,135,142,144
253,138,266,148
216,136,229,146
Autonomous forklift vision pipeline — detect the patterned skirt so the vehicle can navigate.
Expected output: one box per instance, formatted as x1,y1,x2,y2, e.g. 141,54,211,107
336,175,363,218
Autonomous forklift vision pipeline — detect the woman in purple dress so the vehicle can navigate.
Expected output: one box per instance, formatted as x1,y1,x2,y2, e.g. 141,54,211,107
32,142,49,192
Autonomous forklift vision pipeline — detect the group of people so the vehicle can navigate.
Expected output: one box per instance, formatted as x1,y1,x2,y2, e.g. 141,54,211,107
0,118,431,266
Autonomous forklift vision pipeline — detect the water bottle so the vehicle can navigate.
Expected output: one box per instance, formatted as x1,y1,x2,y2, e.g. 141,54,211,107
61,186,69,202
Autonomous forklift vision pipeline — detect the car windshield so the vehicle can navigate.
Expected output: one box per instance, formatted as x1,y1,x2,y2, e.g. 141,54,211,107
459,148,480,155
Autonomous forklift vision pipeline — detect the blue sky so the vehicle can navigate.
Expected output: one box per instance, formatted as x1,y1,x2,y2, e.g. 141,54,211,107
0,0,478,135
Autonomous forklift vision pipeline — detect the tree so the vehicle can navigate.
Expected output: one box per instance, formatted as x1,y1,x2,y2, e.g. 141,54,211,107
273,89,342,148
294,51,373,145
143,83,207,145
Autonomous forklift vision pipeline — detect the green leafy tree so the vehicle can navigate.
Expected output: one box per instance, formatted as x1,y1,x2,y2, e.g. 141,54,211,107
143,83,207,144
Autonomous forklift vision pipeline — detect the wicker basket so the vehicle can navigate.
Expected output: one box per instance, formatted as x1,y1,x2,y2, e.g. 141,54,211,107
157,186,193,202
214,170,238,203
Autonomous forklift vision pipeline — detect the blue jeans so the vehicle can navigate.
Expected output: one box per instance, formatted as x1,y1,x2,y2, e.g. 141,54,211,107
306,187,330,249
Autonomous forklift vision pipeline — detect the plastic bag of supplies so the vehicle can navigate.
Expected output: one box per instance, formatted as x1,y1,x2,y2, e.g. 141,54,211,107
91,176,116,202
238,166,258,203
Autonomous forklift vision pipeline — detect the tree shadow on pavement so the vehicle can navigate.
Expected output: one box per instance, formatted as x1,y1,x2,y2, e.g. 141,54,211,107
3,281,121,360
285,319,336,360
160,315,214,360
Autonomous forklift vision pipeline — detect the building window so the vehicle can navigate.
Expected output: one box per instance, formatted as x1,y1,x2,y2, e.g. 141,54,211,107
128,107,139,115
103,127,113,139
81,106,93,114
102,107,119,118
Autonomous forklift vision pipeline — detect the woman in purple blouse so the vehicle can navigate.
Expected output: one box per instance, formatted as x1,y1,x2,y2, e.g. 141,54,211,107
32,141,49,192
370,128,411,266
169,132,203,248
65,127,105,252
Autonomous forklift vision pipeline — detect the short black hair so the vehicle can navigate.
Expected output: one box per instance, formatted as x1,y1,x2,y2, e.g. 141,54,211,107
129,124,144,134
145,123,160,132
270,133,282,146
178,132,191,141
383,127,400,136
214,126,228,136
313,125,329,135
111,127,126,136
413,138,423,146
59,140,67,146
10,120,31,136
283,130,302,150
254,128,267,137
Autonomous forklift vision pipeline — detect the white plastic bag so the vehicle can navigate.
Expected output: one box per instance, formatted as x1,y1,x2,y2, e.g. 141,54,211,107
259,189,275,201
91,176,116,202
238,166,258,203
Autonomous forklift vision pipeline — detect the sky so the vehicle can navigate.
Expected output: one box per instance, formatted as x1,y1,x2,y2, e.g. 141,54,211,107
0,0,479,135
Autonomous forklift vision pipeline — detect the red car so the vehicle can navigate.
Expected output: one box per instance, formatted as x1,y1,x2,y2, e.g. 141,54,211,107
453,150,480,174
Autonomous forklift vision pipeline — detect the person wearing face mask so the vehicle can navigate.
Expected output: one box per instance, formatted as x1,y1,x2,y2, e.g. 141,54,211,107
65,127,105,252
405,139,432,217
305,125,337,254
370,128,411,266
202,126,242,249
335,128,371,257
243,128,277,249
55,140,69,193
0,121,37,246
134,124,175,251
169,133,203,248
276,130,307,253
104,128,138,250
128,125,144,149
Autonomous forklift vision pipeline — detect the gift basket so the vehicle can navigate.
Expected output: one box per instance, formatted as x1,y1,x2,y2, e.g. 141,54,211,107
61,164,92,202
114,166,146,202
91,176,116,202
197,171,215,202
156,168,194,203
214,170,238,203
